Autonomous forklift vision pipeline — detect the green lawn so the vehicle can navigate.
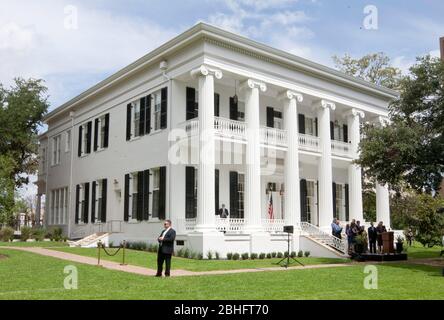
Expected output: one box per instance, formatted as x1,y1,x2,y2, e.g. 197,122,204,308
50,247,349,271
0,248,443,300
405,242,443,259
0,241,69,248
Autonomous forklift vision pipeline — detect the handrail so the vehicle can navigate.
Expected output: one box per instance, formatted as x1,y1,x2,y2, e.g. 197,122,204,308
300,221,347,254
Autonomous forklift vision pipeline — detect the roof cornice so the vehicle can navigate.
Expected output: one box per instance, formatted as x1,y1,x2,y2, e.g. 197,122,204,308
44,22,398,123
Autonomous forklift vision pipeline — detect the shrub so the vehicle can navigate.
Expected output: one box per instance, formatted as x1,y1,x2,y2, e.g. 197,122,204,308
128,241,147,251
0,226,14,242
109,241,114,248
241,253,249,260
304,251,310,257
206,251,213,260
190,251,198,259
290,251,296,258
52,227,63,242
226,252,233,260
197,253,203,260
184,248,190,258
232,253,240,260
277,252,283,258
176,248,184,257
271,252,277,258
20,226,33,241
250,253,258,260
259,253,266,259
32,228,46,241
297,250,304,257
284,251,289,258
266,253,272,259
215,252,220,260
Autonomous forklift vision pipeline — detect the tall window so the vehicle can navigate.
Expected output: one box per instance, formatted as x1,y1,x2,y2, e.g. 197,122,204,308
49,187,68,225
82,124,88,154
152,168,160,218
65,130,71,152
335,183,345,221
334,122,343,141
306,181,316,224
153,91,162,131
131,172,139,220
40,147,47,174
51,135,61,165
305,117,315,136
133,101,141,138
238,174,245,218
237,101,245,121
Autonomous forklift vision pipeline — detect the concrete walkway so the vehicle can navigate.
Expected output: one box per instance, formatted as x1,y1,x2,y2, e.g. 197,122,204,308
1,246,355,277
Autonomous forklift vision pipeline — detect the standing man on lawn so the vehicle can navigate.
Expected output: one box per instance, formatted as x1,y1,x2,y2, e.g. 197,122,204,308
156,219,176,277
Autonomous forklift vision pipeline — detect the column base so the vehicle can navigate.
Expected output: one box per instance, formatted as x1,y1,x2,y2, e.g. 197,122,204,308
187,231,225,257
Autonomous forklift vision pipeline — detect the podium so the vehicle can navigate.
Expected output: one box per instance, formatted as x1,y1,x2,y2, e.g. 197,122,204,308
382,232,395,254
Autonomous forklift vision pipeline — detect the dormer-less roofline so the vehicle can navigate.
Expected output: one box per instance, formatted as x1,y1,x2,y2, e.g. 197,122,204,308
43,22,399,123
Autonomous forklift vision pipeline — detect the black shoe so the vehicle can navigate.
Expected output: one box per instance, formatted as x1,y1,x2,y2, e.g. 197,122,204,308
155,274,162,277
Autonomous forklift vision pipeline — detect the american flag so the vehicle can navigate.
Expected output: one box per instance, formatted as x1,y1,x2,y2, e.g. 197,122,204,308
268,192,274,220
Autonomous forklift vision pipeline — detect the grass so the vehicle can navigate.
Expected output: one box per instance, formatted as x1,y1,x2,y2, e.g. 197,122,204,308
405,242,443,259
0,241,69,248
50,247,349,271
0,248,443,300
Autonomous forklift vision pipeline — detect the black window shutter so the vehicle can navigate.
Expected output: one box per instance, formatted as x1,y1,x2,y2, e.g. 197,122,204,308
266,107,274,128
101,179,107,222
143,170,150,221
215,169,220,215
185,166,195,218
229,171,239,218
158,166,166,220
86,121,92,154
126,103,132,141
298,114,305,134
91,181,96,223
124,174,130,221
315,118,318,136
161,87,168,129
146,95,151,134
330,121,334,140
83,182,90,224
332,182,337,219
229,97,238,120
343,124,348,143
186,87,197,120
139,97,146,137
75,184,80,224
345,184,349,221
214,93,220,117
104,113,109,148
136,171,144,221
300,179,308,222
78,125,83,157
93,118,99,151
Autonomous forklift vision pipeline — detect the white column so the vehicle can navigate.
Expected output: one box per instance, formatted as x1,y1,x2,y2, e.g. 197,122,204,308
191,65,223,232
315,100,335,228
35,194,42,226
346,108,365,223
242,79,267,232
280,90,303,227
376,183,391,228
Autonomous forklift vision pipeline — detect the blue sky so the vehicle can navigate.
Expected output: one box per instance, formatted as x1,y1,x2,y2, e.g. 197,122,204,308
1,0,442,198
1,0,443,112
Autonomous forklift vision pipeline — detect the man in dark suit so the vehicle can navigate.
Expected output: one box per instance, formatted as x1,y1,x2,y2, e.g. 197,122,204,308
368,222,378,253
156,219,176,277
218,204,229,218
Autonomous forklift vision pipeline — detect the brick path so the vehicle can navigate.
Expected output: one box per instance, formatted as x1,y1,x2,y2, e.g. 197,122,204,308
1,246,355,277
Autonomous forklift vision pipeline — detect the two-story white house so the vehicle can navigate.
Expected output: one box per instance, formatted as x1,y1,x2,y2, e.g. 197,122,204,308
36,23,396,257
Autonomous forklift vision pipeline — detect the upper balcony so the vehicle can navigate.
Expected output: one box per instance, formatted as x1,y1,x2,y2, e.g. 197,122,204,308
177,117,353,158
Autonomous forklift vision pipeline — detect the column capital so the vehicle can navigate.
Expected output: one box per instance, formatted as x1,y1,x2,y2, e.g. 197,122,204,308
344,108,365,119
240,79,267,92
278,90,303,102
190,65,223,80
314,99,336,111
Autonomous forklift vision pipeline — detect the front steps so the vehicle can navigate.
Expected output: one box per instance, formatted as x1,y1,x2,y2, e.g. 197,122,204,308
69,232,110,248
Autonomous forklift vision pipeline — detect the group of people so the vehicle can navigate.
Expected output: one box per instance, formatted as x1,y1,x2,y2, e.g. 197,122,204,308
331,218,389,254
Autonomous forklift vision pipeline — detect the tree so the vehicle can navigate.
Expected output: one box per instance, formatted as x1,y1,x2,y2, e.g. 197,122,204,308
332,52,402,89
357,56,444,192
0,78,48,226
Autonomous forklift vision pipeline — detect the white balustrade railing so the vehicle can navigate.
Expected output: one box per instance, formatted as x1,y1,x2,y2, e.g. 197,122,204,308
215,217,246,232
298,134,320,152
262,219,286,232
260,127,288,147
331,140,351,157
300,221,347,254
214,117,247,140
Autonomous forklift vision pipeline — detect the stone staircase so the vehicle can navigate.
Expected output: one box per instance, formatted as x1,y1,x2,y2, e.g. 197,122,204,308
299,222,348,257
69,232,110,248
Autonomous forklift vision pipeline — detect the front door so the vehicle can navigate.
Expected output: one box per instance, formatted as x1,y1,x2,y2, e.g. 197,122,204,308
306,180,318,226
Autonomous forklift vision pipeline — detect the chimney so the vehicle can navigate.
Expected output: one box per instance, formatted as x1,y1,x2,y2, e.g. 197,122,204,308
441,37,444,61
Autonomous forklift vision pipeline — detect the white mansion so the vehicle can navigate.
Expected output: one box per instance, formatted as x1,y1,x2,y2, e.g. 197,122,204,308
37,23,396,257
